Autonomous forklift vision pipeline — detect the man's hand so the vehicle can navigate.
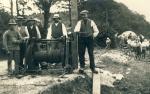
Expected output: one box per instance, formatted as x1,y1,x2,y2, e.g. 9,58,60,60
21,38,28,43
93,33,98,38
13,40,21,44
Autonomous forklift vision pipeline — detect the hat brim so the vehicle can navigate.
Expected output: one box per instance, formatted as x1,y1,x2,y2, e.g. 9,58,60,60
53,17,60,19
16,18,26,21
34,19,40,22
28,19,36,21
80,12,88,15
80,10,89,15
9,23,17,25
26,19,36,23
17,17,24,19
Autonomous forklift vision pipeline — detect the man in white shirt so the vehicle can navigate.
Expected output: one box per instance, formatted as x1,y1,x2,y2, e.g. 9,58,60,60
74,10,99,74
25,18,41,39
25,18,41,72
17,16,29,70
46,14,68,67
47,14,68,39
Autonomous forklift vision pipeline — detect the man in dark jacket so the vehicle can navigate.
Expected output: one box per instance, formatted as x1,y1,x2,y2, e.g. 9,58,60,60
74,10,100,74
3,19,22,74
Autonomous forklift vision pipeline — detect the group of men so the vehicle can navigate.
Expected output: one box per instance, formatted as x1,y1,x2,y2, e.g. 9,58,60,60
3,10,100,75
3,17,41,74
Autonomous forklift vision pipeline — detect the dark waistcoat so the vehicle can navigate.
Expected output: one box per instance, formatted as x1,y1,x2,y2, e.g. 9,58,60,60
80,19,93,37
51,22,63,38
27,25,38,38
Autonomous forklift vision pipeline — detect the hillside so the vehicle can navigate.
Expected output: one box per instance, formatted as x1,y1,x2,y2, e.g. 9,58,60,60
78,0,150,47
80,0,150,35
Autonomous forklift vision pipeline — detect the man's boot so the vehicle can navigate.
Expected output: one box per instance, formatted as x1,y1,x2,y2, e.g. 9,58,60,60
91,68,98,74
8,61,12,74
79,68,85,74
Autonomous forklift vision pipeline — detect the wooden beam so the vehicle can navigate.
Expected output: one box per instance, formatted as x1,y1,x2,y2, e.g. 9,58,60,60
71,0,78,28
70,0,78,69
92,68,101,94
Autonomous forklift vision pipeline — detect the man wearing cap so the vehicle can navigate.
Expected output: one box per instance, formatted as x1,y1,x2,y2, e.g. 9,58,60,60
3,19,22,74
47,14,68,67
17,16,29,39
74,10,99,74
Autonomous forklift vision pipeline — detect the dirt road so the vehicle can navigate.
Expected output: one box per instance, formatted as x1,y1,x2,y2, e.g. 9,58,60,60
0,49,150,94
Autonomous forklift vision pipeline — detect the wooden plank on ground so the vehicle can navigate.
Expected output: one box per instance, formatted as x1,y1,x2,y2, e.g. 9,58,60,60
92,68,100,94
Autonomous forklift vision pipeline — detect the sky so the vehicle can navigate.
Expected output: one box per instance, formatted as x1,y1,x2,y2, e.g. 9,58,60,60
114,0,150,22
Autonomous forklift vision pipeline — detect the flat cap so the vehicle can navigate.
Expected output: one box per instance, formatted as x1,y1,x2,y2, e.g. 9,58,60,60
33,18,40,22
80,10,89,15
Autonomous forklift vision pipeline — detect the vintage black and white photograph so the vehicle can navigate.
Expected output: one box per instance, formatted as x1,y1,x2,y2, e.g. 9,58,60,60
0,0,150,94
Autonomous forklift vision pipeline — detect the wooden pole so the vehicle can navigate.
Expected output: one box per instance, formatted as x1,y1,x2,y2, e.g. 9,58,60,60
68,0,72,27
10,0,13,17
16,0,19,16
71,0,78,28
70,0,78,69
92,68,101,94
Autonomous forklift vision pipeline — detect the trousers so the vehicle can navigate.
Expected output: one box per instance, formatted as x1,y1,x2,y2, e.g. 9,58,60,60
8,50,20,74
20,42,27,69
78,36,95,69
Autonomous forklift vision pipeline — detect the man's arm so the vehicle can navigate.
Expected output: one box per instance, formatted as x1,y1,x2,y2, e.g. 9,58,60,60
3,31,9,51
12,31,22,44
91,20,99,37
18,30,22,39
35,26,41,38
74,21,81,32
24,26,30,39
46,25,52,39
62,23,68,38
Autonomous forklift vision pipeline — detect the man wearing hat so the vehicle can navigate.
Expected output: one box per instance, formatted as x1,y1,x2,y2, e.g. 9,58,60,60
47,14,68,39
3,18,22,74
17,16,29,70
74,10,100,74
24,18,41,72
47,13,68,67
25,18,41,39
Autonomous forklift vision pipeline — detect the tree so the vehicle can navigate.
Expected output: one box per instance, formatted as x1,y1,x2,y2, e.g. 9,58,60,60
0,9,11,30
34,0,52,34
0,9,11,56
16,0,33,16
